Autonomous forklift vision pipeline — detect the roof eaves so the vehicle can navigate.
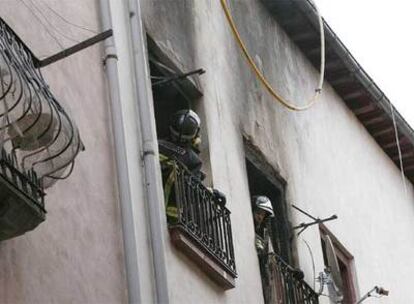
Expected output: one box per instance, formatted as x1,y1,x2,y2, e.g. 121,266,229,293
261,0,414,182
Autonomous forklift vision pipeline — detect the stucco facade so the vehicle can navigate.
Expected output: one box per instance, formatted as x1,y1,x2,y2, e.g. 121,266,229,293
0,0,413,304
0,1,127,303
140,1,414,303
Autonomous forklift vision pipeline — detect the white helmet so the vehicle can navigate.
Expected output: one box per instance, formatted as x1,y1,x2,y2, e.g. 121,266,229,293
253,196,274,217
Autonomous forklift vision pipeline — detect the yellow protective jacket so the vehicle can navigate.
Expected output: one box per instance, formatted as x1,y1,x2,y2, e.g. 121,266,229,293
158,139,204,222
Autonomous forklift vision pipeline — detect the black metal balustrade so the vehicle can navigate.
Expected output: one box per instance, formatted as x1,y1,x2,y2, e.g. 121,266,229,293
0,149,44,207
0,18,83,240
0,18,83,189
0,149,45,240
169,160,237,278
266,252,319,304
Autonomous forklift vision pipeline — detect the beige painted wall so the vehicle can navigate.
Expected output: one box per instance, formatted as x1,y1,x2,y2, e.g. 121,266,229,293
1,0,413,303
0,1,127,303
142,1,414,304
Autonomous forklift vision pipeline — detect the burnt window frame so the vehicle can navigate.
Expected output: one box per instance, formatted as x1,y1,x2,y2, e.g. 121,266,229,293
147,35,213,184
244,138,294,264
244,139,320,303
320,224,359,303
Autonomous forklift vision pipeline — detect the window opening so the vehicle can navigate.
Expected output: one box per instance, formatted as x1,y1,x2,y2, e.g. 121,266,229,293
245,147,319,303
148,37,236,288
320,227,357,304
245,158,291,262
149,57,191,139
147,36,212,183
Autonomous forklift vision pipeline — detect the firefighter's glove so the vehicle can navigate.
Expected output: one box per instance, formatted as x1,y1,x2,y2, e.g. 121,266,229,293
255,234,265,254
212,189,226,207
292,268,305,280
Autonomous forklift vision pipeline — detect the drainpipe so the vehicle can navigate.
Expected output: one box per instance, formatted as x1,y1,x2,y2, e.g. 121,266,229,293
127,0,170,303
99,0,142,303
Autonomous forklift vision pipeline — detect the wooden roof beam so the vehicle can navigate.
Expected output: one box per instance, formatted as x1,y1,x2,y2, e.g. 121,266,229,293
392,150,414,162
381,137,409,150
329,75,354,86
371,126,395,137
402,164,414,172
353,104,376,116
291,31,317,42
362,115,386,126
342,90,365,101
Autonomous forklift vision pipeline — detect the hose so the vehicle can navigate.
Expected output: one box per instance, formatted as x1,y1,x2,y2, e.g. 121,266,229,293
219,0,325,111
388,99,408,196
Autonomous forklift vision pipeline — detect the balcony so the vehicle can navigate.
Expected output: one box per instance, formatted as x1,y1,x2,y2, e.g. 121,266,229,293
167,160,237,289
0,18,83,240
267,252,319,304
0,149,45,240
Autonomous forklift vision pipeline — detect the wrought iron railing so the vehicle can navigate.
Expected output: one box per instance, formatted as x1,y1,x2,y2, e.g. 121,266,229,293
0,148,45,241
0,149,44,209
266,252,319,304
0,18,83,189
169,160,237,277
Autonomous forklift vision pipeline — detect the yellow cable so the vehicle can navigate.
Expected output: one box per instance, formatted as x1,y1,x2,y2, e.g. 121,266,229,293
219,0,325,111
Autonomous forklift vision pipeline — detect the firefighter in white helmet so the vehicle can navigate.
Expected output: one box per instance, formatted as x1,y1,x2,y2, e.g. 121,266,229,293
253,196,304,303
252,196,276,304
253,196,275,255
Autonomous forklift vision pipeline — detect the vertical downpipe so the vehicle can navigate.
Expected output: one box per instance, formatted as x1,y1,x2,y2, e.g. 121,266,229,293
127,0,170,303
99,0,143,303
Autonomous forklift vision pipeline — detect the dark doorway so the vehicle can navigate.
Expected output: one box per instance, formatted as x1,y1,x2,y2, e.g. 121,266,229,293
149,58,190,140
147,35,212,184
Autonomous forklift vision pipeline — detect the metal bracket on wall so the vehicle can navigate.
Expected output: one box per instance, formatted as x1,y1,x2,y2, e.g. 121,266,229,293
291,204,338,236
35,30,113,68
151,68,205,87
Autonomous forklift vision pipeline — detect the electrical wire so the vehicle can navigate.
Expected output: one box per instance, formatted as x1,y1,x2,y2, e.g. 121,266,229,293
370,295,383,299
219,0,325,111
388,101,408,196
25,0,81,44
20,0,65,50
302,238,316,290
38,0,98,34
